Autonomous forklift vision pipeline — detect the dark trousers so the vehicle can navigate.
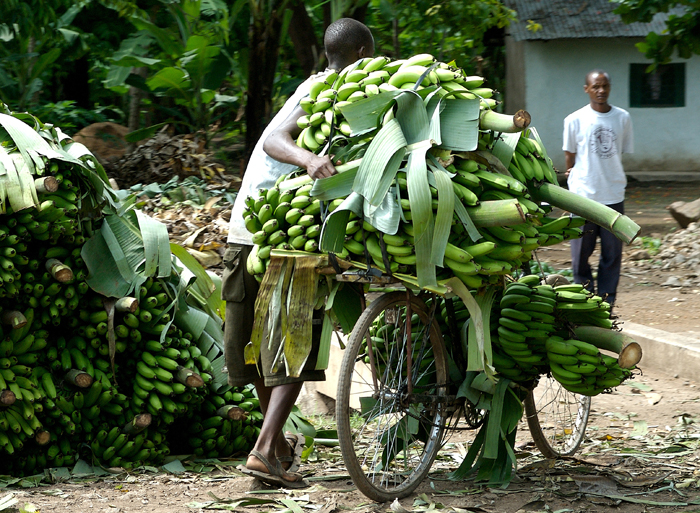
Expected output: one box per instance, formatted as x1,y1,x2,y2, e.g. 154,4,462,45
570,201,624,305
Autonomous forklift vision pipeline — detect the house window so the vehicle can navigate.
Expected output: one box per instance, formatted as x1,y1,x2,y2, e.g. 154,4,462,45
629,63,685,108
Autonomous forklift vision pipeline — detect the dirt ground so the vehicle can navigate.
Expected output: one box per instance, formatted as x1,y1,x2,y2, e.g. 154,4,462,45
7,181,700,513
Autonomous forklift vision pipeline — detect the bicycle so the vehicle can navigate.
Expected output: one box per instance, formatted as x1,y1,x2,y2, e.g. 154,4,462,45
334,279,591,502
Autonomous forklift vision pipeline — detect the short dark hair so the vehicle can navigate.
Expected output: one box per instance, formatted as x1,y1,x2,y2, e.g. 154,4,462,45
324,18,374,62
586,69,610,85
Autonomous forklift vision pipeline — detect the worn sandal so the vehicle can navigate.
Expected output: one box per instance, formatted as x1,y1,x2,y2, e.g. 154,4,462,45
237,450,309,489
278,432,304,473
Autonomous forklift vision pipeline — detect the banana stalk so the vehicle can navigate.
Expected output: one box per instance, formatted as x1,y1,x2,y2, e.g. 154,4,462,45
479,110,531,133
572,326,643,369
465,199,526,227
530,183,640,244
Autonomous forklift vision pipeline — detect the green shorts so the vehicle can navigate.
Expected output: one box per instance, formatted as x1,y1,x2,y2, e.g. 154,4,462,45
221,243,325,387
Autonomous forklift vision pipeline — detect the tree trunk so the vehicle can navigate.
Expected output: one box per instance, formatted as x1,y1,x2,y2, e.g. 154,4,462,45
242,3,287,173
127,66,148,152
393,18,400,58
288,0,320,77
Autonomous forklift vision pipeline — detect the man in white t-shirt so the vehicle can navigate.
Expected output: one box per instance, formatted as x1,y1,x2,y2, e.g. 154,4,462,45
563,70,633,307
223,18,374,488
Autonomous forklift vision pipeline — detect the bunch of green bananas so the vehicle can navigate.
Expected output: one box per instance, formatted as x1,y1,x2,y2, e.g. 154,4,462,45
552,282,614,329
489,275,555,382
295,53,495,152
184,389,263,458
359,304,439,389
545,336,633,396
242,181,335,281
508,133,558,185
485,275,630,393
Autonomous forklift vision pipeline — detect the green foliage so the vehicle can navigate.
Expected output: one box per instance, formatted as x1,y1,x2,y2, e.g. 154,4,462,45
366,0,515,70
0,0,74,109
31,101,124,131
614,1,700,65
103,0,241,142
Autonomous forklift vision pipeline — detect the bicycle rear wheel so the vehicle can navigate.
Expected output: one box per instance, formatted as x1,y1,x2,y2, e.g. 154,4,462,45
336,292,448,502
524,375,591,458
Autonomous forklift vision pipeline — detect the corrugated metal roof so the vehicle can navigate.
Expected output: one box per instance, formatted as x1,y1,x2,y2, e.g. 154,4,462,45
505,0,680,41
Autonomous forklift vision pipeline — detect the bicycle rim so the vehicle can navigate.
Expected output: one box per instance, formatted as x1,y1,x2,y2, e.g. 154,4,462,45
524,375,591,458
336,292,448,502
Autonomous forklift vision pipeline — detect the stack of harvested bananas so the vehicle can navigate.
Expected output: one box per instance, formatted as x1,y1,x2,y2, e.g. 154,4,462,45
242,53,642,397
0,105,264,475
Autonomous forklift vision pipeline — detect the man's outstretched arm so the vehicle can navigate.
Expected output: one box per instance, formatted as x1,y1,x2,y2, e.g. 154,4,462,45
263,106,336,180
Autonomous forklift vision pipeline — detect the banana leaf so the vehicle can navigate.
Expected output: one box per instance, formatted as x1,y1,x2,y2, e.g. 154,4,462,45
340,90,403,136
443,277,485,373
395,91,430,144
103,215,144,288
425,92,443,146
170,243,223,320
437,98,480,151
174,294,210,340
136,209,171,278
284,256,319,377
352,118,407,207
319,192,363,253
363,186,401,235
427,161,455,266
406,143,436,288
81,226,132,298
491,132,520,169
309,164,358,201
1,153,36,213
483,377,508,460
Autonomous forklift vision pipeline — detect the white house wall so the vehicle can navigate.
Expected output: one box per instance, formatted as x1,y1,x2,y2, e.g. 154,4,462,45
517,38,700,175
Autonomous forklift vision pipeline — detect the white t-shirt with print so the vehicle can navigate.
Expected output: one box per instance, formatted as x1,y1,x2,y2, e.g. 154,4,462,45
562,104,633,205
227,71,331,245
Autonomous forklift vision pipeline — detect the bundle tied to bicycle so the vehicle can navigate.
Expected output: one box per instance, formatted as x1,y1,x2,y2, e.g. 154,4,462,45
242,53,644,483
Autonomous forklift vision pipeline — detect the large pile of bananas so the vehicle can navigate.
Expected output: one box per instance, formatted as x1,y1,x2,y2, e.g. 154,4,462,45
0,113,263,475
241,53,641,398
243,140,585,288
295,54,496,152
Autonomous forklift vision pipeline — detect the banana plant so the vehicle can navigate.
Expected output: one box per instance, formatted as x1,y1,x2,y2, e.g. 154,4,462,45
103,0,239,144
0,0,78,110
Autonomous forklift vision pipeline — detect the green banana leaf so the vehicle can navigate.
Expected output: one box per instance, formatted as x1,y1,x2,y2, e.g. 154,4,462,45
340,90,403,136
428,161,455,266
438,98,480,151
81,226,132,299
352,118,407,206
395,91,430,144
170,243,223,320
406,143,436,288
136,209,172,278
309,165,358,200
319,192,364,254
491,132,519,169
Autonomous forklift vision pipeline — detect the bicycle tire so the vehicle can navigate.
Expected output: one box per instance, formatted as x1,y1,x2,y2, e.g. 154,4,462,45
524,375,591,458
336,292,448,502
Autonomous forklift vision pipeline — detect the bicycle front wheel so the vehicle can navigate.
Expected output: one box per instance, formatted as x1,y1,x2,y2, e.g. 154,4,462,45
336,292,448,502
524,375,591,458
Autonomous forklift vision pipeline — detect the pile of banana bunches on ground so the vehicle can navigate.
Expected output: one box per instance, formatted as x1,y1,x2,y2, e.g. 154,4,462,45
242,54,638,397
0,161,263,476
